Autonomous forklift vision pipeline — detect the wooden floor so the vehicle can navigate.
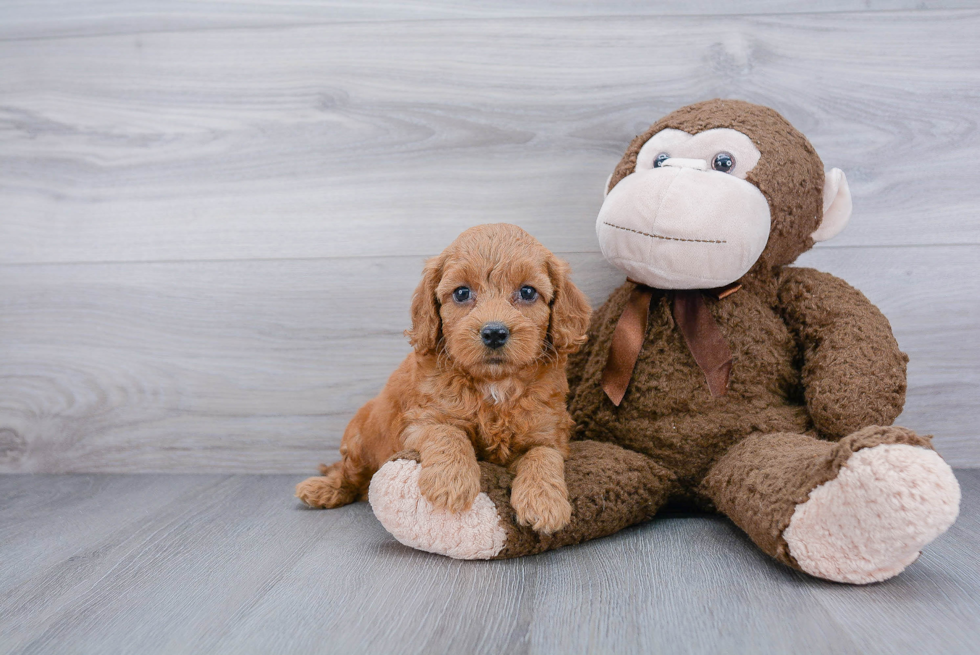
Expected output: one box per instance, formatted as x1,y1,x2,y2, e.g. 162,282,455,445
1,470,977,655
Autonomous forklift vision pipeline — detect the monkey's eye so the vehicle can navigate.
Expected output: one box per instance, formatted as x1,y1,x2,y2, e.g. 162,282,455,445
653,153,670,168
518,286,538,302
453,287,472,303
712,152,735,173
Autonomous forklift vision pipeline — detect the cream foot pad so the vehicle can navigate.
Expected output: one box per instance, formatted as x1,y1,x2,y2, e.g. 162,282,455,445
369,459,507,560
784,444,960,584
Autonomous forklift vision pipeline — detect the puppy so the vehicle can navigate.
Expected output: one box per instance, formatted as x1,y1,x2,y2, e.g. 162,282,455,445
295,223,592,533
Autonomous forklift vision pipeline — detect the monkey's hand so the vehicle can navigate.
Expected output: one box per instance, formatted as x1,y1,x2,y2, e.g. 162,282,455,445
777,267,908,439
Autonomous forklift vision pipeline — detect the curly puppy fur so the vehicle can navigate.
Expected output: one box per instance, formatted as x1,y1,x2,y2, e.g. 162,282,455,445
296,224,592,534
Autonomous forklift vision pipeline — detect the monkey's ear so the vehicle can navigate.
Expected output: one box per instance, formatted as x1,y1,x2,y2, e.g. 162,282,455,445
406,255,444,355
604,173,613,198
811,168,852,242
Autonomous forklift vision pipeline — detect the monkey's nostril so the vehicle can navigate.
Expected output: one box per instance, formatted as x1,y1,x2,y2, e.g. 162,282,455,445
480,322,510,350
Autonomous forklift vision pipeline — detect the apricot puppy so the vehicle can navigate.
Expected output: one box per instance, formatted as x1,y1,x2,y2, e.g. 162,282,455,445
295,224,591,534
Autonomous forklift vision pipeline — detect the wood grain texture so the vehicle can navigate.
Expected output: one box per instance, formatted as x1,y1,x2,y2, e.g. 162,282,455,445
1,3,978,472
0,471,978,654
1,245,977,472
1,10,979,265
1,1,975,40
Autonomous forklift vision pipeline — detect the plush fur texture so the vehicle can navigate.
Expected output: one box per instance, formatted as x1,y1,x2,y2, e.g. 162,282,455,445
608,99,826,276
782,443,960,584
369,100,961,582
369,455,508,559
373,441,675,559
297,223,591,535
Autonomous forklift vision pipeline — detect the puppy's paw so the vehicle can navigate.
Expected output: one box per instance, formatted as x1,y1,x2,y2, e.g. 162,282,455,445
295,474,355,509
417,457,481,513
511,476,571,534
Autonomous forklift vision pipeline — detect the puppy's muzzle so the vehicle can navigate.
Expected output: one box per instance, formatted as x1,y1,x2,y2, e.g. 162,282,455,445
480,322,510,350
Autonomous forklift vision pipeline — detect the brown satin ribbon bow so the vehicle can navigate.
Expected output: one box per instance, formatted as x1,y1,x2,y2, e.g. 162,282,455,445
601,281,741,406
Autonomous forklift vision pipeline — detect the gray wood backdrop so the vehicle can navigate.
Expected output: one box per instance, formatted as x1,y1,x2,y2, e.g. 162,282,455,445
1,1,978,472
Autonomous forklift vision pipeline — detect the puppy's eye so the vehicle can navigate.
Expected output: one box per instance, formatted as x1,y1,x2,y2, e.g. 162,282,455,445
452,286,472,303
519,286,538,302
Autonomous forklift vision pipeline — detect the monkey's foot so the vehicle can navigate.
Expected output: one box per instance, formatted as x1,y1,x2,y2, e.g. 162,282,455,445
783,444,960,584
369,459,507,560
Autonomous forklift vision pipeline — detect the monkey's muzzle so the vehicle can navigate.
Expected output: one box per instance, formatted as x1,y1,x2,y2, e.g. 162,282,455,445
596,166,771,289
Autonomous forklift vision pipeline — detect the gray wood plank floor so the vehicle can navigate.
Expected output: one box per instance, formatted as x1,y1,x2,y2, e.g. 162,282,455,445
1,470,978,655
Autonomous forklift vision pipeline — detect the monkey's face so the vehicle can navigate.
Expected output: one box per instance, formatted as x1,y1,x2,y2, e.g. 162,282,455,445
596,128,771,289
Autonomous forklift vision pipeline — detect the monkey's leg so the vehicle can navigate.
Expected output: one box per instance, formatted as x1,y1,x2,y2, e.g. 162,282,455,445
700,426,960,584
368,440,678,560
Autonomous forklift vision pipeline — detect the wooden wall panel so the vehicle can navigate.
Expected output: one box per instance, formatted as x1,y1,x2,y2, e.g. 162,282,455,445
1,1,973,40
1,11,979,265
1,245,976,472
1,4,977,471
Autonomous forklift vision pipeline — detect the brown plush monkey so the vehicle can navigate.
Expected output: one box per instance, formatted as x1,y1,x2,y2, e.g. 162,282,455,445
368,99,961,583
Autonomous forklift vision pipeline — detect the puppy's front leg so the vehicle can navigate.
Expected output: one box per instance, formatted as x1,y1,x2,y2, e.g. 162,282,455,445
404,423,481,513
510,446,571,534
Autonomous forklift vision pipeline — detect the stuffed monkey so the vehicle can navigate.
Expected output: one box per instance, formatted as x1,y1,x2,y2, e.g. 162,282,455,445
368,99,961,583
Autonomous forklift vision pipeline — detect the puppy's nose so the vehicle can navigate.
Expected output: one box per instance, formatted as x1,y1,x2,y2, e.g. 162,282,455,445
480,322,510,350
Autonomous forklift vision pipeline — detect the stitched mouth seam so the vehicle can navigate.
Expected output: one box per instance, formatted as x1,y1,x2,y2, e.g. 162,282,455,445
602,222,727,244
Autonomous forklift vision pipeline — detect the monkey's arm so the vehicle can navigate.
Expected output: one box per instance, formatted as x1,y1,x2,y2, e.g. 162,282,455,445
777,267,908,439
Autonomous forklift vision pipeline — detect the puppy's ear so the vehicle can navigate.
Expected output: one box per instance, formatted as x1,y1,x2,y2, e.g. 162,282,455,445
546,256,592,355
406,254,444,355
